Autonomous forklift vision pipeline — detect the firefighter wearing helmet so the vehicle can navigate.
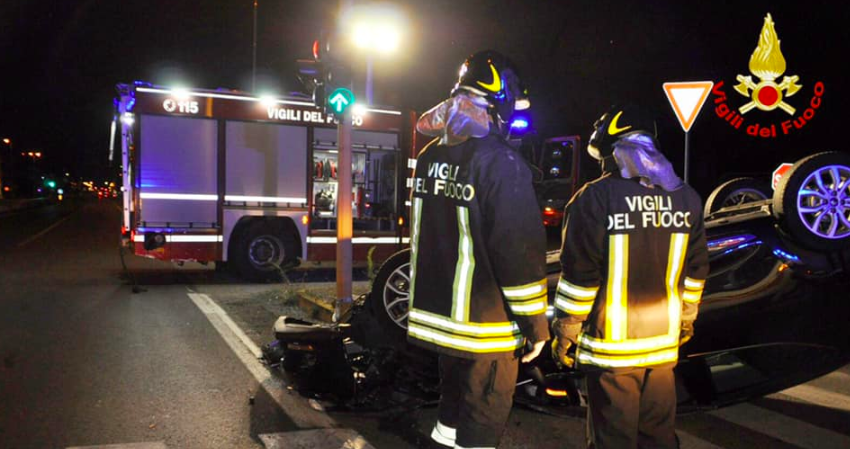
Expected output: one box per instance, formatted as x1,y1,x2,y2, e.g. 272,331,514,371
553,104,709,448
409,50,550,448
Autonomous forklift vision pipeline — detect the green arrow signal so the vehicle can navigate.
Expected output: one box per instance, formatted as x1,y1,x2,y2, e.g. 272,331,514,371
328,88,355,114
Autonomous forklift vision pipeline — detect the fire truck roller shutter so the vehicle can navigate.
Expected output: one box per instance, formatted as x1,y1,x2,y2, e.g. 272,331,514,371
229,217,300,282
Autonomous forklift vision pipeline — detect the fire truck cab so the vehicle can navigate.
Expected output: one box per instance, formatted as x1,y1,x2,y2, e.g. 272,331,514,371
115,82,417,281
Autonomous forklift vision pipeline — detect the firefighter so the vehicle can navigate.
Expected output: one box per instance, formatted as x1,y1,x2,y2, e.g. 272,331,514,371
552,104,709,448
408,50,550,449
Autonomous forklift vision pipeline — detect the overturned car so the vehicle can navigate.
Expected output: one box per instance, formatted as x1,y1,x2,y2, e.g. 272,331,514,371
263,151,850,414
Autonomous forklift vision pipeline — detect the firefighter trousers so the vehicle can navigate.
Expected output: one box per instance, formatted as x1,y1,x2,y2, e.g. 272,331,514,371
585,366,678,449
430,354,518,449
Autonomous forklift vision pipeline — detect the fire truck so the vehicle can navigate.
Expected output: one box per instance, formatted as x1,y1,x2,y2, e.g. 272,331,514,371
115,82,418,281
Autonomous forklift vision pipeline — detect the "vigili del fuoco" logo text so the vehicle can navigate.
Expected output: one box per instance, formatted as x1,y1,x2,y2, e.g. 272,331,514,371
712,13,825,138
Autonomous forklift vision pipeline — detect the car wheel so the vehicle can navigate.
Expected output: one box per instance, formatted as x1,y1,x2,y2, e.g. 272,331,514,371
704,177,771,216
232,220,297,282
367,249,411,346
774,151,850,251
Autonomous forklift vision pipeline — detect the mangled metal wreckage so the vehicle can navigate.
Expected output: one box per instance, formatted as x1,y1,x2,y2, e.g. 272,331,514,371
262,151,850,415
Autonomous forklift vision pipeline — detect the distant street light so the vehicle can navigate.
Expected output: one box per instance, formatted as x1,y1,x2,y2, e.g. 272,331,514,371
343,3,405,105
0,138,10,199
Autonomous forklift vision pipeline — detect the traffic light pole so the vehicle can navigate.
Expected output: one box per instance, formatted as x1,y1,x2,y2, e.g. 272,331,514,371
334,108,353,322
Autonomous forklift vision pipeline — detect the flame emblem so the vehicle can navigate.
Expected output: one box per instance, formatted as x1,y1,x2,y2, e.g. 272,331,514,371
734,13,802,115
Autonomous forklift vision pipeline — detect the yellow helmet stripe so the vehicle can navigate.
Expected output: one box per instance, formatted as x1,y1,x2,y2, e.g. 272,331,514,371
475,63,502,92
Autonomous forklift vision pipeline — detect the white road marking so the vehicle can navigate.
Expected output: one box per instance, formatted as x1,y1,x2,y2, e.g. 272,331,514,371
186,292,336,429
259,429,376,449
710,402,850,449
188,292,262,358
17,212,74,247
777,383,850,412
67,442,167,449
677,431,725,449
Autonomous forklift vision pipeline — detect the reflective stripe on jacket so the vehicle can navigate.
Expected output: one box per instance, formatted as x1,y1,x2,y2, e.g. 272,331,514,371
558,173,709,369
408,133,550,359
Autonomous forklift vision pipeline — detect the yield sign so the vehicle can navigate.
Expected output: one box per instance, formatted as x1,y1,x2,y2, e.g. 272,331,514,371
663,81,714,132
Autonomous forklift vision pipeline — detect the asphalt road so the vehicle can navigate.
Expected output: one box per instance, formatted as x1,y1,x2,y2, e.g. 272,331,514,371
2,199,850,449
0,199,319,449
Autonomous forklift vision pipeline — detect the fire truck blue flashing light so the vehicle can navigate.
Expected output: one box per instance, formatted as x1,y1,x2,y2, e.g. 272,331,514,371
510,118,529,130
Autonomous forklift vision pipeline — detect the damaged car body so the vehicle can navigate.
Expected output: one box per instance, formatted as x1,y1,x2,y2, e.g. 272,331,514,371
262,151,850,415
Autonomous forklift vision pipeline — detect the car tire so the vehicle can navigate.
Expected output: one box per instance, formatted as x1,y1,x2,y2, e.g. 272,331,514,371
232,220,297,282
773,151,850,251
367,249,411,347
704,177,771,217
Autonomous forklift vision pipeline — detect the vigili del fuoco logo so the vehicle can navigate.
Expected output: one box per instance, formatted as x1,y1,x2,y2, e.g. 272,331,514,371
712,13,825,138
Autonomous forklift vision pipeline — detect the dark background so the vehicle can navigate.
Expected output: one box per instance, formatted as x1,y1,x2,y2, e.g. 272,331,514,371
1,0,847,197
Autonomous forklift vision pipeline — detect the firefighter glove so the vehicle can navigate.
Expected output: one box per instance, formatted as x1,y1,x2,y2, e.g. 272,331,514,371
680,320,695,346
551,319,582,368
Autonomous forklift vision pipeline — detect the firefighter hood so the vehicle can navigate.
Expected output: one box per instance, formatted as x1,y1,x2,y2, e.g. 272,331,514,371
416,93,491,147
611,133,684,192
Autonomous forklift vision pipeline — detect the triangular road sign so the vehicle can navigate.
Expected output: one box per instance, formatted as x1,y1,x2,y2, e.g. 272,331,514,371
663,81,714,132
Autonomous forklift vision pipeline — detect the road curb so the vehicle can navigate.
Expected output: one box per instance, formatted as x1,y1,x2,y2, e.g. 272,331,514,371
297,290,336,322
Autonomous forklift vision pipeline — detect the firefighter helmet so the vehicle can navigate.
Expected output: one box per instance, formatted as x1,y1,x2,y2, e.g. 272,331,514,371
588,104,658,160
452,50,530,124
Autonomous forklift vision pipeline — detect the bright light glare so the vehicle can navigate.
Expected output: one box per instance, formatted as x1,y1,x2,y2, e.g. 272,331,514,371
171,88,190,100
260,95,278,107
347,4,405,55
515,98,531,111
121,113,135,125
353,24,401,54
352,104,368,116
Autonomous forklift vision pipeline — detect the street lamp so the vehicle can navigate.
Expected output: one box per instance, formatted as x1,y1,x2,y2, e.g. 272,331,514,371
343,3,405,105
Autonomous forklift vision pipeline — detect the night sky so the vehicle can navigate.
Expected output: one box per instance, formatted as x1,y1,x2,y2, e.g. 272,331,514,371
1,0,848,196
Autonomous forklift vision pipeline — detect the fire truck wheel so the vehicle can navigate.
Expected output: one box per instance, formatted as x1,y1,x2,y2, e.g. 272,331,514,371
367,249,411,346
774,151,850,251
703,177,770,217
233,220,297,282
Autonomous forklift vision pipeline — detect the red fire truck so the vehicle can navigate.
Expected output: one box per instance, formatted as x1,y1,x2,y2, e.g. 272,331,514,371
115,82,418,281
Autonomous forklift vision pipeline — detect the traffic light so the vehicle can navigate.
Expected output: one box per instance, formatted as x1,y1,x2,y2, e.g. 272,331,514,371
320,34,352,93
296,34,352,114
296,58,326,109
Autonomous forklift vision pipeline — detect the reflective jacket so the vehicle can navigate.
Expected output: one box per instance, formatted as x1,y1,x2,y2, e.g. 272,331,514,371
557,172,709,369
407,128,550,360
